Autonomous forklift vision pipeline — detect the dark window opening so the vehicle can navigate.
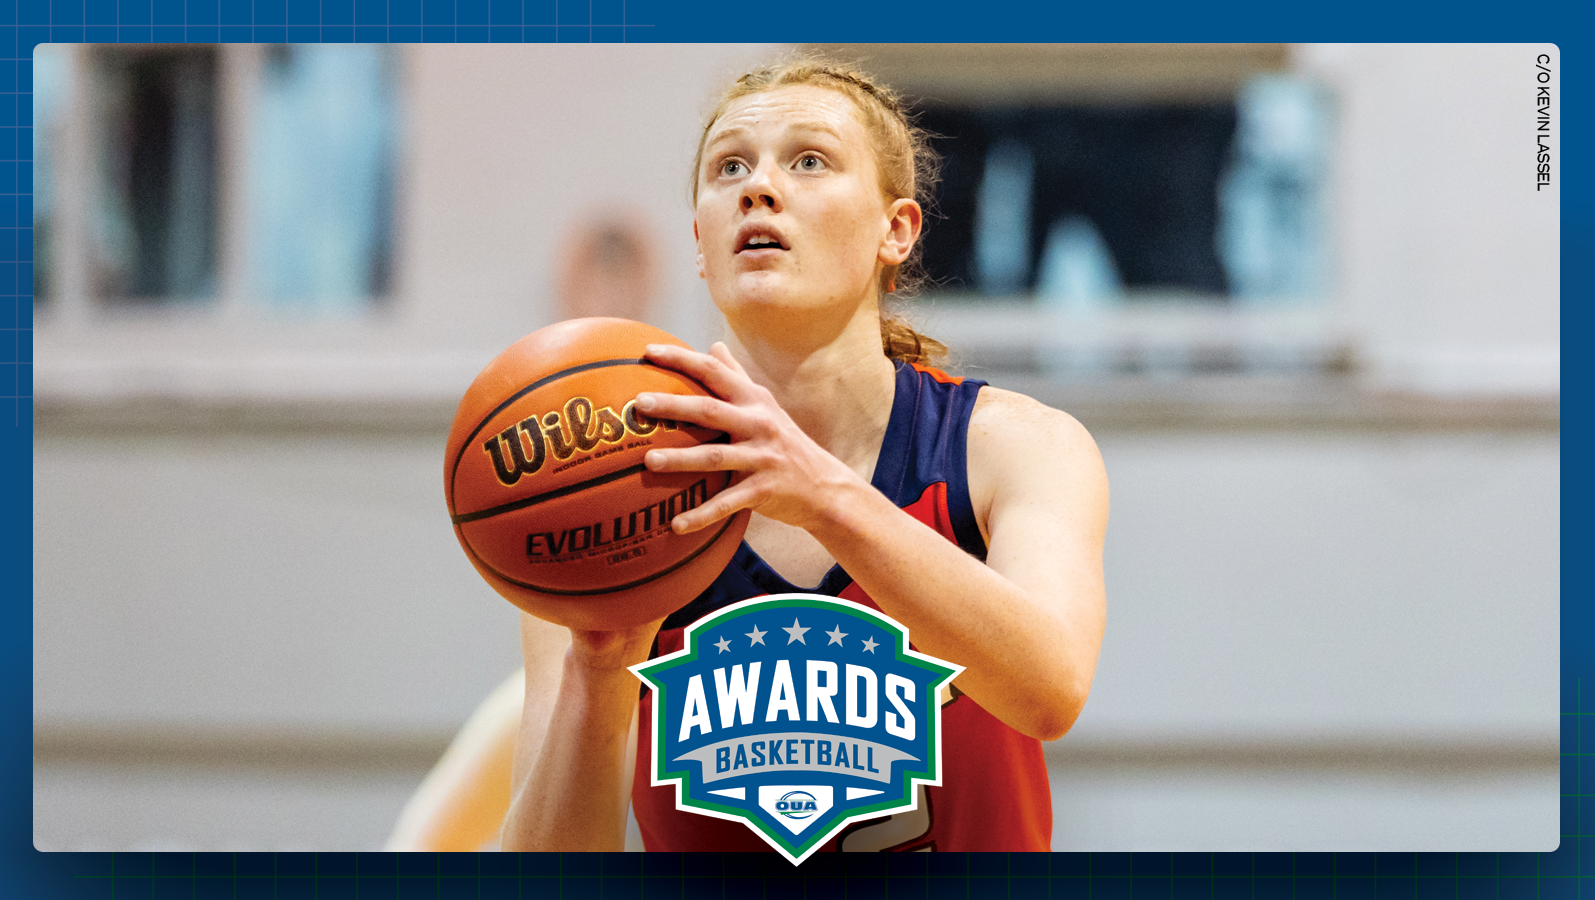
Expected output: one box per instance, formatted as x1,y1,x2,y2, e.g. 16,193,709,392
917,103,1238,300
90,46,220,303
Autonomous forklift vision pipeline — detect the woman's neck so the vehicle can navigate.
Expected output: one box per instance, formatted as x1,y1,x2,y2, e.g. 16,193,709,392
720,302,898,479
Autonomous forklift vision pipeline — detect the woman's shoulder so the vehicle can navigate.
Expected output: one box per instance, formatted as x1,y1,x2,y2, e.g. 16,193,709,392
968,385,1098,452
965,385,1107,530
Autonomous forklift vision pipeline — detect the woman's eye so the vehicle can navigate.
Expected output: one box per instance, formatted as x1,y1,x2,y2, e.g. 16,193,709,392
720,159,744,177
796,155,825,172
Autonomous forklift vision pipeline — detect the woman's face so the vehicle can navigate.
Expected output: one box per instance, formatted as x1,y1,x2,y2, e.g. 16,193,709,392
693,85,919,322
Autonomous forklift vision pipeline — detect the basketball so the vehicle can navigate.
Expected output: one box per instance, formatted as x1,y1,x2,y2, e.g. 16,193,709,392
444,318,751,631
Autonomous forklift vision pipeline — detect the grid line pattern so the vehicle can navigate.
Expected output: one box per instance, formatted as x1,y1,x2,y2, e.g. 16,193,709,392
1,0,30,428
11,0,652,44
7,7,1583,899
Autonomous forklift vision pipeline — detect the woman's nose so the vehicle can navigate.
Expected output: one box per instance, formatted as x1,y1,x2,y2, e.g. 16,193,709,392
740,192,777,211
740,164,782,212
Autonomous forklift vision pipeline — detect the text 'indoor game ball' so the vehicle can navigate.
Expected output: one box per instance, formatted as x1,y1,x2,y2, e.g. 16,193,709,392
444,318,750,631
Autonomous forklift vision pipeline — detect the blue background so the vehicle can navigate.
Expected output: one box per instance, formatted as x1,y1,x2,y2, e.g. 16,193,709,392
2,2,1585,896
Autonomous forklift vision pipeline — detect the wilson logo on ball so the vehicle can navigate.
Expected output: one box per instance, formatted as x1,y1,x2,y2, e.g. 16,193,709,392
482,396,681,487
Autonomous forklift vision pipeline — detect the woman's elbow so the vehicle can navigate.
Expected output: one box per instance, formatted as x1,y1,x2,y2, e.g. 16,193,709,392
1029,674,1093,742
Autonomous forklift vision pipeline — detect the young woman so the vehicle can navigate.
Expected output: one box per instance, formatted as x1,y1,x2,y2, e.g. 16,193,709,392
484,57,1109,854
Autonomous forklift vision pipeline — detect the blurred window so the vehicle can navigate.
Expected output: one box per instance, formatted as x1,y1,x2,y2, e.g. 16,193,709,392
250,45,398,310
1219,76,1331,306
917,77,1331,309
36,45,399,314
88,46,220,303
920,103,1241,302
813,44,1340,381
32,45,69,305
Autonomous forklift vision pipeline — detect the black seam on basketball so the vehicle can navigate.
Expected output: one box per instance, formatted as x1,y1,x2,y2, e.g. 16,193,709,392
450,432,732,525
459,512,739,597
451,463,648,525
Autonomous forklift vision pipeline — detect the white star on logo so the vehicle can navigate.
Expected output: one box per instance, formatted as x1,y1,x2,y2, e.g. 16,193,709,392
860,636,879,653
745,625,767,646
826,625,848,646
714,636,732,654
782,618,810,644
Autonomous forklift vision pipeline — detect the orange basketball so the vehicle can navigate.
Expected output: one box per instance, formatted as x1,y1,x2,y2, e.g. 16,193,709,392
444,318,751,631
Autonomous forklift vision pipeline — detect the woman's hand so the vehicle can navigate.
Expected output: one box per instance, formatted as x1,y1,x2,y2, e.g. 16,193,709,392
565,619,665,673
636,342,868,535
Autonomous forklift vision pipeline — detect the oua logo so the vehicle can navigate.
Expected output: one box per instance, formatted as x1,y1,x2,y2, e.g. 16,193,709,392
631,594,962,865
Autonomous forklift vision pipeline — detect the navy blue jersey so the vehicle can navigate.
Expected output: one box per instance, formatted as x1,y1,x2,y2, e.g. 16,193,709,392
633,362,1052,852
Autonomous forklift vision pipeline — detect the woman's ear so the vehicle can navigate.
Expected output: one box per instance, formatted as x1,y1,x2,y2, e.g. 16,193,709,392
878,198,923,267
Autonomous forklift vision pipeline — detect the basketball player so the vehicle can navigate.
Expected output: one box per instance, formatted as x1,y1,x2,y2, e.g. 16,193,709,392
392,57,1108,853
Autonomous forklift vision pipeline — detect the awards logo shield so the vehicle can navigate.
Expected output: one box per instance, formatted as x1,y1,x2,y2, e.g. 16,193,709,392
630,593,962,864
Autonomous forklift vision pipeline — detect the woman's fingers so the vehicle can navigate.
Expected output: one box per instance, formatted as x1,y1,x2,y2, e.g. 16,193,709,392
706,341,751,378
634,343,776,532
644,343,758,403
668,482,758,534
636,341,844,535
644,442,756,474
634,390,749,435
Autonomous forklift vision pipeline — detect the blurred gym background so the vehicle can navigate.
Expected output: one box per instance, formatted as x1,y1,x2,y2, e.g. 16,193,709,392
32,44,1558,851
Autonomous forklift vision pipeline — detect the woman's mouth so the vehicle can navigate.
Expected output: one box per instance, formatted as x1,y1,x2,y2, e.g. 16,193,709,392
735,225,790,253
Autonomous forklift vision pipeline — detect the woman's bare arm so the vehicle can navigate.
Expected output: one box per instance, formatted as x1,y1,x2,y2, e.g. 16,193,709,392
498,613,659,851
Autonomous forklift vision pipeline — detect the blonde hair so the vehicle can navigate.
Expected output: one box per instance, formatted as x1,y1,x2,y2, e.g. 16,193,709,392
691,55,948,366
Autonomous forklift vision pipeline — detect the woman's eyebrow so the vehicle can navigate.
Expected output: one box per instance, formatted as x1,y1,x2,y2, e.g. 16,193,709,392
704,125,752,150
783,121,844,141
706,119,844,151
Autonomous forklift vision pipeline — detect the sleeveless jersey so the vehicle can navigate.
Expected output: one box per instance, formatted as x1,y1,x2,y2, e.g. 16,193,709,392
631,362,1053,852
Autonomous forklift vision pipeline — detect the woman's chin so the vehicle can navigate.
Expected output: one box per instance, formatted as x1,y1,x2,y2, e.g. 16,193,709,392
715,274,802,313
